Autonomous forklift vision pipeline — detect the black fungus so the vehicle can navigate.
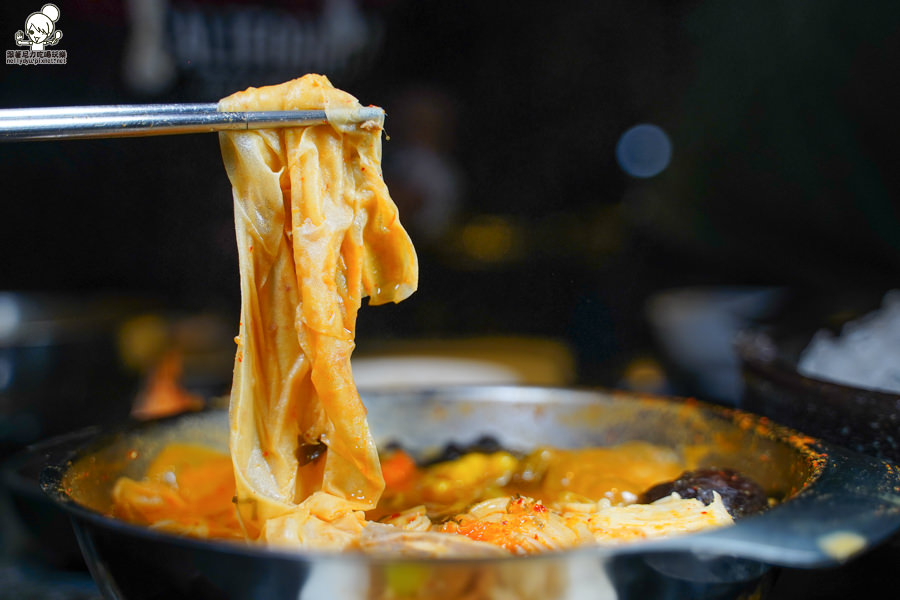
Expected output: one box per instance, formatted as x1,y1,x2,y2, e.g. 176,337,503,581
297,441,327,466
421,435,506,466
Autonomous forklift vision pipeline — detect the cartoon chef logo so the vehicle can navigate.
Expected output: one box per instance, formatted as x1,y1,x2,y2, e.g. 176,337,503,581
15,4,63,51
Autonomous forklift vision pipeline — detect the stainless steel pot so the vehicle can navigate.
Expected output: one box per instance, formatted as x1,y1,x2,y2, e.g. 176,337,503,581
24,385,900,600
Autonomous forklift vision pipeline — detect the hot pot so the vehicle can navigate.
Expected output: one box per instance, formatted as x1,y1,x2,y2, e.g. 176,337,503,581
20,385,900,600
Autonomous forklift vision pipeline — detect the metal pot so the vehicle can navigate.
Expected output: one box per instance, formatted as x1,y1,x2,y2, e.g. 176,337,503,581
23,385,900,600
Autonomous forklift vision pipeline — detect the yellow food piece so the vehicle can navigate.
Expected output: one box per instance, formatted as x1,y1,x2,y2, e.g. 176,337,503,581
421,452,518,505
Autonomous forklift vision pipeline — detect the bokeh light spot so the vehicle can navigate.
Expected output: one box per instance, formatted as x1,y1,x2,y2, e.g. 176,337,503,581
615,124,672,178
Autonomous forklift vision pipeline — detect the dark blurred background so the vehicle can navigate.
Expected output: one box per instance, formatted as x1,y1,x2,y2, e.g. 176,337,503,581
1,0,900,406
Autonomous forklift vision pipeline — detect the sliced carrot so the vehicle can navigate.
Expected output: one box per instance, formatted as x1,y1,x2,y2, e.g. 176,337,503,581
381,450,418,490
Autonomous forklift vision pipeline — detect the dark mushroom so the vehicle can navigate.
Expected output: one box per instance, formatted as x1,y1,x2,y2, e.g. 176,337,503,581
640,467,768,518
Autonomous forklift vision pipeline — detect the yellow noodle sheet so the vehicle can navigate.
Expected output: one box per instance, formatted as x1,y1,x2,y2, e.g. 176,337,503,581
218,74,417,541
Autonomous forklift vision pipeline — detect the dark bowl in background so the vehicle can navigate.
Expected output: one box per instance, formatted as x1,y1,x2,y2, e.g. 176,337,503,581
24,386,900,600
0,292,147,458
736,290,900,465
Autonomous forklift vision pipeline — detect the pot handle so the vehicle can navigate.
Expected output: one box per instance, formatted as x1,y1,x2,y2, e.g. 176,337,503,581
1,425,104,494
639,445,900,567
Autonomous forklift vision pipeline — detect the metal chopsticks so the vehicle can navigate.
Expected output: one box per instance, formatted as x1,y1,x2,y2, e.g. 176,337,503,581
0,103,384,142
